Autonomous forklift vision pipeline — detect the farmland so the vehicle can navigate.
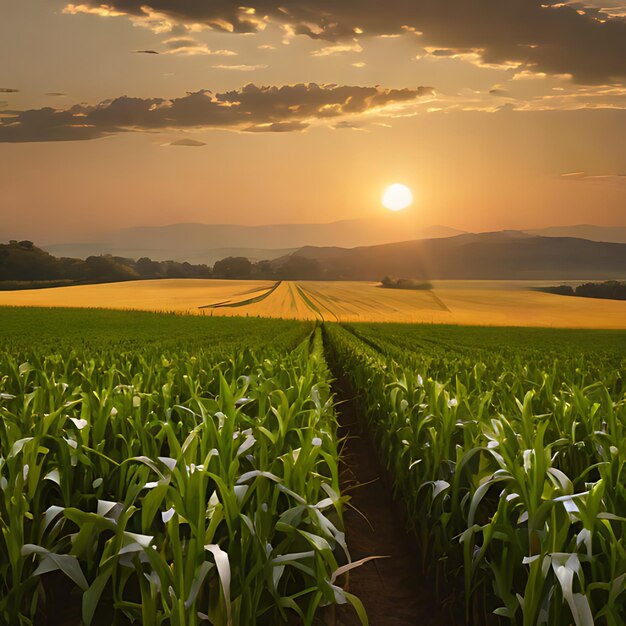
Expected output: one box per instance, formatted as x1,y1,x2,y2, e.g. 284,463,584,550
324,323,626,625
0,310,364,625
1,307,625,625
1,279,626,328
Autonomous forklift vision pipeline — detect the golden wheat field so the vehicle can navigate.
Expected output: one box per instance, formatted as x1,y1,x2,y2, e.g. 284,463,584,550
1,278,625,328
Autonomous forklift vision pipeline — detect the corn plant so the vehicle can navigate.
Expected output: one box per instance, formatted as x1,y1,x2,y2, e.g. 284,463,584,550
324,323,626,625
0,318,365,625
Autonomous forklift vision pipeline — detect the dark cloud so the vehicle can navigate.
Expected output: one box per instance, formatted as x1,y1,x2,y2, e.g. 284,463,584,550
65,0,626,84
417,86,436,97
333,121,363,130
133,49,160,54
169,138,207,146
428,48,476,57
0,88,19,93
45,92,66,97
0,82,427,142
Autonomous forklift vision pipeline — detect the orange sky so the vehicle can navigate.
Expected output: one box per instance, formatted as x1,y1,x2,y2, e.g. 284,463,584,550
1,0,625,243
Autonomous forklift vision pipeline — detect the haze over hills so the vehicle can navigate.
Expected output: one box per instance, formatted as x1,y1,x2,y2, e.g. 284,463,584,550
527,225,626,244
43,243,298,267
4,219,625,277
33,221,626,266
287,231,626,280
40,219,464,264
3,231,626,283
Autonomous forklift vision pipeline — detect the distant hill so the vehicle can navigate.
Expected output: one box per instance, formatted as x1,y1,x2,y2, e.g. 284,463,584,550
5,232,626,284
38,221,626,265
285,231,626,280
42,219,465,264
44,243,297,266
526,225,626,244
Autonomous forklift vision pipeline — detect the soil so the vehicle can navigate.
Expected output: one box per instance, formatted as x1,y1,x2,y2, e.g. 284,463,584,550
329,368,455,626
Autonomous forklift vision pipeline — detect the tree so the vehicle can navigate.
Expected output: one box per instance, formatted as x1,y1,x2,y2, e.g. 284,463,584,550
135,257,162,277
253,260,275,279
81,256,137,282
213,256,253,279
276,255,321,280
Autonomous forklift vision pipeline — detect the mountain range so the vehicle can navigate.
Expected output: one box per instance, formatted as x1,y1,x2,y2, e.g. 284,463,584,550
525,225,626,243
3,229,626,282
34,221,626,266
287,231,626,280
40,218,463,264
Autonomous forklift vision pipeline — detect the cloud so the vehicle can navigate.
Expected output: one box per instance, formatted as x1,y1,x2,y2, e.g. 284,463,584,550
416,79,625,112
560,171,626,183
575,1,626,18
162,37,237,56
63,0,626,84
212,64,267,71
133,49,160,54
244,121,309,132
511,83,626,110
417,86,436,97
45,92,67,97
0,88,19,93
427,48,477,58
168,138,207,146
0,82,430,142
333,121,365,130
311,43,363,57
512,71,550,81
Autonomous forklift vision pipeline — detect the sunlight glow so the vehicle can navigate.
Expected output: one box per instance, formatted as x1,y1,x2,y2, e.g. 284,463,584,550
382,184,413,211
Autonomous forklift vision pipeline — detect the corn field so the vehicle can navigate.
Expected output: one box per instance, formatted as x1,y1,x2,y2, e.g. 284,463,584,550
1,307,625,625
0,311,365,625
324,323,626,625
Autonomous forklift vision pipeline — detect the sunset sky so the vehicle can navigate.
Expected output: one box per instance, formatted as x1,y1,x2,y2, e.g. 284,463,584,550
1,0,625,243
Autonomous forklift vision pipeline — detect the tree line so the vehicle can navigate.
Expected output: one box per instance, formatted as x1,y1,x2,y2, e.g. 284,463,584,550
537,281,626,301
0,240,324,288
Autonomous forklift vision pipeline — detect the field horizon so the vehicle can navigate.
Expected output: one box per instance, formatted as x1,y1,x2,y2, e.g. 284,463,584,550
1,278,626,329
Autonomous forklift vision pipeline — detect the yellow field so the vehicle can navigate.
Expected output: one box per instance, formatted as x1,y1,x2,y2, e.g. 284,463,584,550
0,278,625,328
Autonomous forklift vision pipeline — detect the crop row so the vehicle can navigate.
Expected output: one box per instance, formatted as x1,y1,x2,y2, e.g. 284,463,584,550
324,323,626,625
0,307,312,356
0,327,364,625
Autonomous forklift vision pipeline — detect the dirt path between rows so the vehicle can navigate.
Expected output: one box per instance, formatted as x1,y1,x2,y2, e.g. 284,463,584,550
329,370,454,626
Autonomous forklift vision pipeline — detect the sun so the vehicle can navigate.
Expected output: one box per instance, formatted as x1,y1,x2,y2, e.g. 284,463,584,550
382,183,413,211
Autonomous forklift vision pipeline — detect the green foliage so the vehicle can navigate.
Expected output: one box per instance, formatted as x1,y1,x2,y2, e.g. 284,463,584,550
0,311,359,625
212,257,254,279
5,306,625,625
325,322,626,625
193,254,322,281
0,241,212,287
0,307,310,355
